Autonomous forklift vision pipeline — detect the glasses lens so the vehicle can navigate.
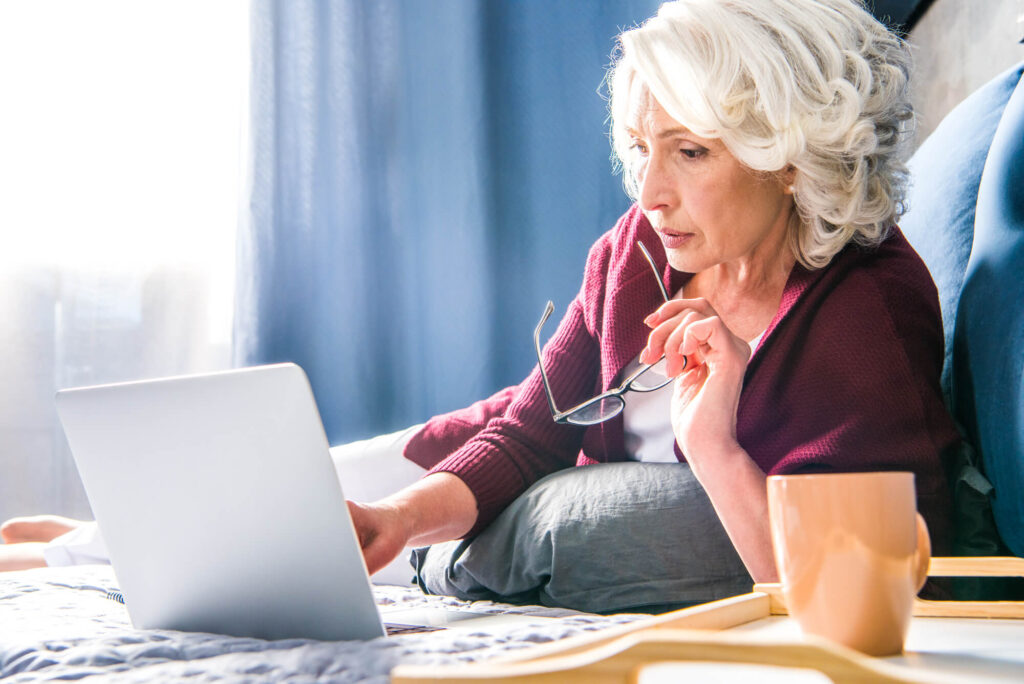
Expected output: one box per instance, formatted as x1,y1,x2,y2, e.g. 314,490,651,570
630,357,673,392
566,395,625,425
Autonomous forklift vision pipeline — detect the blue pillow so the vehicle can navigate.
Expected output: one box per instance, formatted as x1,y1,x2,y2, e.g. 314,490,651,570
957,67,1024,557
901,62,1024,404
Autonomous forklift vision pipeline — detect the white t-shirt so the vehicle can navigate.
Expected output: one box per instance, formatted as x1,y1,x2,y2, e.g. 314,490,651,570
622,330,764,462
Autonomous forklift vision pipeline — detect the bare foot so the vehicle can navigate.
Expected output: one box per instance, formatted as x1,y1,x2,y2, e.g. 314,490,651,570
0,542,48,571
0,515,87,544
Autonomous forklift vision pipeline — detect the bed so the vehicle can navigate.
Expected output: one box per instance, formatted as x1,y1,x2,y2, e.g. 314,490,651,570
5,39,1023,684
0,564,642,682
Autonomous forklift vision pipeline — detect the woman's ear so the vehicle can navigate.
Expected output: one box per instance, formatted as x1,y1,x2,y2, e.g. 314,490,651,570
780,164,797,195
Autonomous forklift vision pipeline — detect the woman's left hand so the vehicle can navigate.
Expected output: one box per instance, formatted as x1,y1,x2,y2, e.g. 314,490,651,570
640,299,778,582
640,298,751,467
640,298,777,582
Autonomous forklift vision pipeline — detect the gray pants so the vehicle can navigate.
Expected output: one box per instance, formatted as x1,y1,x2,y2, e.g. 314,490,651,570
412,462,752,614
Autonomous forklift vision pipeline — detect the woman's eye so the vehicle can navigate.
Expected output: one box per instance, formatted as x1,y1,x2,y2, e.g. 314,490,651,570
629,141,649,156
680,147,705,160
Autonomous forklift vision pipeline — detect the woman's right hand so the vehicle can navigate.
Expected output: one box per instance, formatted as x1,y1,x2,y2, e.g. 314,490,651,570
346,500,412,575
346,472,478,576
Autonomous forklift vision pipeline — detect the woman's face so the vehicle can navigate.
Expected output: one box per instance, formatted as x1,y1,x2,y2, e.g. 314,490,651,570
626,88,795,274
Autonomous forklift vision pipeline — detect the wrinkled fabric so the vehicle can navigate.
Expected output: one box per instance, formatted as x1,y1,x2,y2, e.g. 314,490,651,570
413,462,751,613
0,565,641,682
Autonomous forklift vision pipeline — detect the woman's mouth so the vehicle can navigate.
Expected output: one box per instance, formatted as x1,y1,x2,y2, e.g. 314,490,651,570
658,229,693,250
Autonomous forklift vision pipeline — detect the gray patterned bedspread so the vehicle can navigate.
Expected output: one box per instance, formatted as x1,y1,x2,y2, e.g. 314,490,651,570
0,566,642,682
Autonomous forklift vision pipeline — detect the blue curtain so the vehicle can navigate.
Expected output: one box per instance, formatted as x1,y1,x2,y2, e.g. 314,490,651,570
237,0,661,445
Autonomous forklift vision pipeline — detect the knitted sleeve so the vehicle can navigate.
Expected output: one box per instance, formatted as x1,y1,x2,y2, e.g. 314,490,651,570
402,384,519,470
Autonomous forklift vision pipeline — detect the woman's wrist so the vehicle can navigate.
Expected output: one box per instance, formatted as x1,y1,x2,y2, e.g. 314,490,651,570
684,439,746,484
386,472,478,547
684,444,777,582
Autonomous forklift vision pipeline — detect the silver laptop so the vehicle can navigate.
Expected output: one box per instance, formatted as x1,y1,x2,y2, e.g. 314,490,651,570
56,363,545,640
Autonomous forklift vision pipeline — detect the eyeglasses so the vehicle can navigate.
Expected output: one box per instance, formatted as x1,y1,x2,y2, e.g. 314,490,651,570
533,241,680,426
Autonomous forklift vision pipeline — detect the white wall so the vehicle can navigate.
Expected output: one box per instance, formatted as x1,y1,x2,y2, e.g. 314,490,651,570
908,0,1024,148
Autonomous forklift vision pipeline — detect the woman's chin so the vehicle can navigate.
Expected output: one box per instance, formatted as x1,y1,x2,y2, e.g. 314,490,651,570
664,249,701,274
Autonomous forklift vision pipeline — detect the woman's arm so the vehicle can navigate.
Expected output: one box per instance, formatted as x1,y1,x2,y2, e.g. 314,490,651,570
641,298,778,582
347,472,477,575
680,441,777,582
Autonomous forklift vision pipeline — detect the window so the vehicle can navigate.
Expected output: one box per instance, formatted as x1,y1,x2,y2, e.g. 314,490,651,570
0,0,248,521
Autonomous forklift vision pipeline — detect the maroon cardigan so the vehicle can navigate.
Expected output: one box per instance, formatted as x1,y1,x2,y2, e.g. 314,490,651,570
405,205,958,548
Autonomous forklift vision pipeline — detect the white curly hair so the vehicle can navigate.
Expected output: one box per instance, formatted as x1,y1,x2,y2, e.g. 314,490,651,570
607,0,914,269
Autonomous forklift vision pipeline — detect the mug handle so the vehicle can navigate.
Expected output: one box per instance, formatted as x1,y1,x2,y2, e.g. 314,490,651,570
914,513,931,592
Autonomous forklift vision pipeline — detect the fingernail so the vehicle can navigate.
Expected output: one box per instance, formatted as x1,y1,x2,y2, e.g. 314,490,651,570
644,313,657,327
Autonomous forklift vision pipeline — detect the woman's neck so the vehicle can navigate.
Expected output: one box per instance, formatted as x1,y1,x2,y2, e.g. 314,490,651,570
684,247,796,342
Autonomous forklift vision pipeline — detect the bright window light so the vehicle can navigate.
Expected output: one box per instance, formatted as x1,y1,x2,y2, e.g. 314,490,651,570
0,0,247,330
0,0,249,523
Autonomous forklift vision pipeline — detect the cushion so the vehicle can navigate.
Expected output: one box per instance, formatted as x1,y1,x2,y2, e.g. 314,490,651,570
956,68,1024,557
411,462,751,614
900,61,1024,404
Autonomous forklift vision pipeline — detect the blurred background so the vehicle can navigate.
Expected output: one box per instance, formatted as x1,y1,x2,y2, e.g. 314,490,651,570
0,0,1020,524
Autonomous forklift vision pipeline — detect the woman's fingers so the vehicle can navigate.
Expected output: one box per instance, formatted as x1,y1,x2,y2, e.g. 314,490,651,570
642,300,712,361
679,316,719,357
644,297,715,327
346,500,405,576
662,311,702,372
680,315,741,355
643,308,749,382
676,362,705,390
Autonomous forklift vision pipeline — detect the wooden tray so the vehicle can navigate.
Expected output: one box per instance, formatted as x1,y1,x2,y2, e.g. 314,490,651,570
390,556,1024,683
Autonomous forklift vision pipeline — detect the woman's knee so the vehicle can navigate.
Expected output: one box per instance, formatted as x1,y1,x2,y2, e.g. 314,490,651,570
417,463,752,612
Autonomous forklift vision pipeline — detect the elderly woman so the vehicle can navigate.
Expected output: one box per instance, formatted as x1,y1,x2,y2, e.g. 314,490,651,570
347,0,958,611
3,0,958,612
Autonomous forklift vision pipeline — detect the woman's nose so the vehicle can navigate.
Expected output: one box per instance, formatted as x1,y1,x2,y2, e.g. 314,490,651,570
638,154,676,213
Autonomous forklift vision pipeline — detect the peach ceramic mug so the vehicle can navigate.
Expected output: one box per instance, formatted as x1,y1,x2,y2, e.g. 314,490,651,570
766,472,930,657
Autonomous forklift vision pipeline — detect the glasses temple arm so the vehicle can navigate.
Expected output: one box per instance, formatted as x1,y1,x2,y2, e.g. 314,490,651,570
637,241,670,302
635,240,681,370
533,301,568,421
